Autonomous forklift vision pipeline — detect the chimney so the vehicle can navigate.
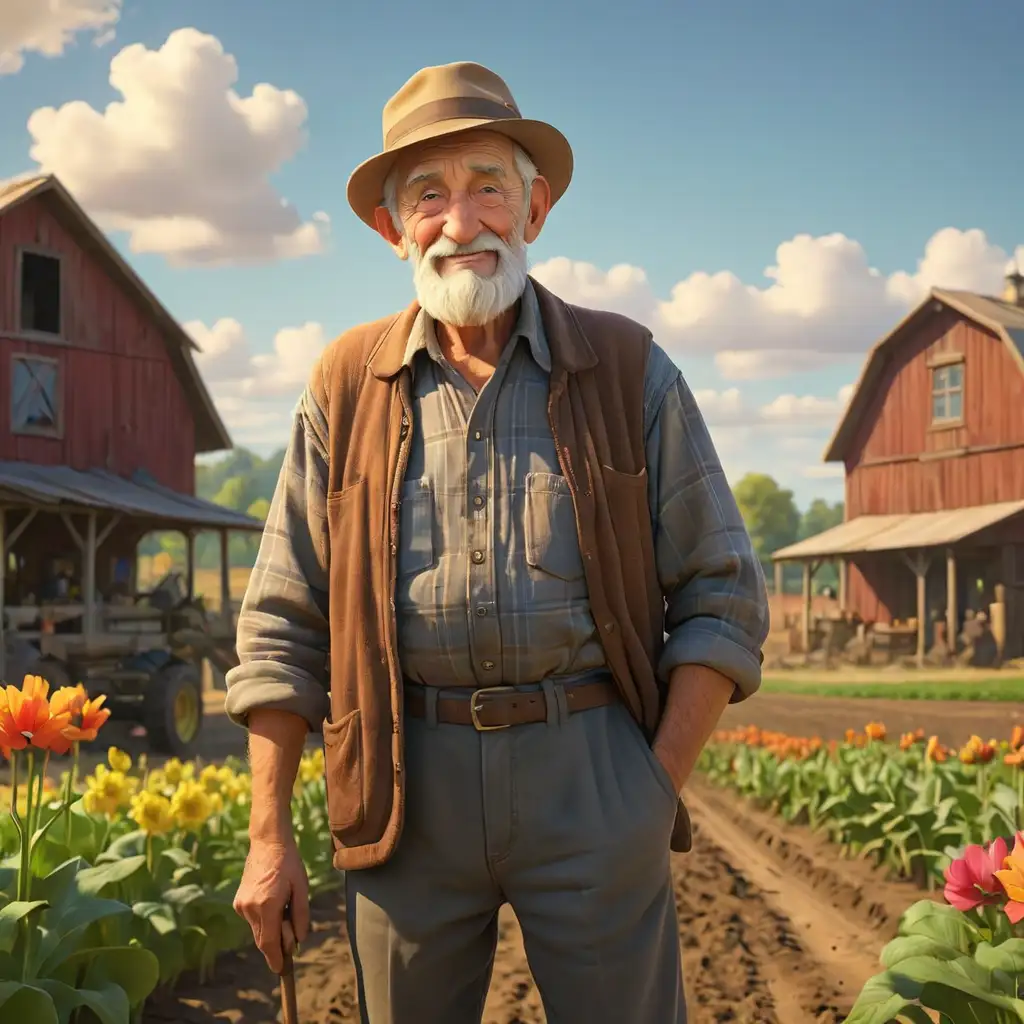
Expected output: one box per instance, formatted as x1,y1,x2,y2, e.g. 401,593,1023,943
1003,265,1024,307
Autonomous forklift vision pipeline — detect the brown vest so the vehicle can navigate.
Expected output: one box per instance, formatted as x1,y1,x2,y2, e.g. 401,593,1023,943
311,277,686,871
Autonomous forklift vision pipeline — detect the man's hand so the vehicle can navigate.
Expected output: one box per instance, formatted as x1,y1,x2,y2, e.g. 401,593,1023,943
653,664,736,794
234,707,311,973
234,836,310,974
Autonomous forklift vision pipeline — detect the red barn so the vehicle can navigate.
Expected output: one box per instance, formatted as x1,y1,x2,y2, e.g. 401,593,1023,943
0,174,261,683
773,271,1024,663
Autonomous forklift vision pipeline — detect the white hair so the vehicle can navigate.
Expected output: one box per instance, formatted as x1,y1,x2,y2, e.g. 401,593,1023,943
382,140,538,233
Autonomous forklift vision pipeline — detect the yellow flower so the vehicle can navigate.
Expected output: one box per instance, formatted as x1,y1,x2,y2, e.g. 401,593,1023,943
145,768,170,795
82,765,137,817
199,764,223,794
222,772,249,805
162,758,193,786
129,791,175,836
170,780,213,832
299,749,324,785
108,747,132,773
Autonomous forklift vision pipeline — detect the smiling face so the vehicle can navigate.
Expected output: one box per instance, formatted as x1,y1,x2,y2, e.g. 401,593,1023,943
375,130,551,327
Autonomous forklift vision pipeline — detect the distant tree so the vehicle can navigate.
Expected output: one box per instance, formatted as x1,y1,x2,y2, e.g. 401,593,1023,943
246,498,271,521
213,475,252,512
798,498,845,593
732,473,800,566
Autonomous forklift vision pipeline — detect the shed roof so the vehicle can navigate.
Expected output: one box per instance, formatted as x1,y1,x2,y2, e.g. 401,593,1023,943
0,174,232,454
0,462,263,531
824,287,1024,463
772,500,1024,561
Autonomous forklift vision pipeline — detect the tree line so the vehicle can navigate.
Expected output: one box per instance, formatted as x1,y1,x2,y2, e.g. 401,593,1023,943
143,452,842,593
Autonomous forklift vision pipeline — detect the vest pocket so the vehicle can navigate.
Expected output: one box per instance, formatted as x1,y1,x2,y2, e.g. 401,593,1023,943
322,708,365,834
525,472,585,582
398,479,436,578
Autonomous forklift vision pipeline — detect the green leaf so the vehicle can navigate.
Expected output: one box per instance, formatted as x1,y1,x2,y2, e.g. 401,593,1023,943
898,901,978,954
162,884,205,908
0,982,58,1024
34,893,132,976
0,900,49,954
59,945,160,1007
880,935,963,969
888,956,1024,1014
74,855,148,895
845,971,931,1023
132,900,177,936
974,938,1024,977
36,978,129,1024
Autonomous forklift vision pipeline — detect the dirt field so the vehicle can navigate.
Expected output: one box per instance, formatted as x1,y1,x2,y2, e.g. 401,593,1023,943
145,775,923,1024
61,688,1008,1023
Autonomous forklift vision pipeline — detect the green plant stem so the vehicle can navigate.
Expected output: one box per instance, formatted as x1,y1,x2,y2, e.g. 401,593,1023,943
145,833,153,874
63,741,80,847
21,748,35,902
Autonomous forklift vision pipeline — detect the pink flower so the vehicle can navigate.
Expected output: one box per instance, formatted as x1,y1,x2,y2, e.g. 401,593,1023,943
944,837,1009,912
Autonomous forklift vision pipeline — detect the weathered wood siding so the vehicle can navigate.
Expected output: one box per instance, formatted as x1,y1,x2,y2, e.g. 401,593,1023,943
844,310,1024,517
0,194,195,493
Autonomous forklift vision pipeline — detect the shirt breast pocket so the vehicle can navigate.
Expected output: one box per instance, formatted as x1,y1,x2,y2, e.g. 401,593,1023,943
524,471,585,582
398,479,436,578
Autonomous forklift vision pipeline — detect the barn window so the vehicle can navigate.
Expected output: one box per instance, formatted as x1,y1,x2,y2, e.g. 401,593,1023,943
11,355,61,437
18,251,62,336
930,362,963,424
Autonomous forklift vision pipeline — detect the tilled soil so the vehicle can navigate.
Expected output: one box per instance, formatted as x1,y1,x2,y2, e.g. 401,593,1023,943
144,778,925,1024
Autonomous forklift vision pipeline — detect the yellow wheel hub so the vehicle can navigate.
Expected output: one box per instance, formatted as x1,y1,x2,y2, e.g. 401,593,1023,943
173,687,200,744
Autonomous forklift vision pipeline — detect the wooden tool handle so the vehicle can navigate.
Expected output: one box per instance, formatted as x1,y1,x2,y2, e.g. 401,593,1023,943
279,906,299,1024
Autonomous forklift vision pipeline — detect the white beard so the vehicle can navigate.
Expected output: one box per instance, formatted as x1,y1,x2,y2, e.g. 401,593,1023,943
408,229,528,327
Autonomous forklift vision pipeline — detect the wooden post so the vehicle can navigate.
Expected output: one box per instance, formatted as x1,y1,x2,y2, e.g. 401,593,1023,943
773,560,783,597
186,531,196,600
838,559,848,612
946,548,958,654
82,512,97,637
902,551,931,668
219,530,231,623
801,561,812,653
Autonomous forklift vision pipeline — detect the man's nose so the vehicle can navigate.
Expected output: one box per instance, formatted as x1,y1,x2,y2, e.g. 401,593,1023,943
441,193,482,245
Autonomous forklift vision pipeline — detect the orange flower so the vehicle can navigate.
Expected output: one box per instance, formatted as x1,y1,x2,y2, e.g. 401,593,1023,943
1011,726,1024,753
900,728,925,750
864,722,886,742
0,675,72,754
1006,747,1024,768
844,728,857,744
49,684,87,719
959,735,996,765
993,831,1024,924
62,695,110,744
925,735,948,763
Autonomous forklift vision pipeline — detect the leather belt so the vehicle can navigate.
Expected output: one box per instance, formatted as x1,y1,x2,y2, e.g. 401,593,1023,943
404,679,619,731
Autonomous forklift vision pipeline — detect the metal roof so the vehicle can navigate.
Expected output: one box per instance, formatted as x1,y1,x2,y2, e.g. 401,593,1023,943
773,500,1024,561
823,286,1024,464
0,462,264,531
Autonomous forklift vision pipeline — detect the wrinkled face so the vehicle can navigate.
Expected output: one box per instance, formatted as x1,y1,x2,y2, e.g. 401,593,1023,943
376,130,549,327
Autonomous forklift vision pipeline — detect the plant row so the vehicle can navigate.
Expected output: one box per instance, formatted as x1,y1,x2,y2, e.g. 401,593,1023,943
0,673,334,1024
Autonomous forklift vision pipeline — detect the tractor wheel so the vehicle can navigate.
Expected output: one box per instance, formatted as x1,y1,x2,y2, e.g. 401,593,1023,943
144,661,204,757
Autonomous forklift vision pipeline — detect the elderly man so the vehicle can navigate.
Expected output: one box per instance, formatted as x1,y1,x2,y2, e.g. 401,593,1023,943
228,62,769,1024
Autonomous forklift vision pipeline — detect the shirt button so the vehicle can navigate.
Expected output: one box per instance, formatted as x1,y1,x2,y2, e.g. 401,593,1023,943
471,550,485,564
472,495,484,508
474,430,482,440
481,660,495,671
475,606,487,617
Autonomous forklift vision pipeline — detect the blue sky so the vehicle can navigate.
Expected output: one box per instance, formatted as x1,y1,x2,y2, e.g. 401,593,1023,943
3,0,1023,508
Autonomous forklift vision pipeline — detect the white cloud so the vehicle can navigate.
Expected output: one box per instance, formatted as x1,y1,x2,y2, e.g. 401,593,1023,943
0,0,120,74
25,28,329,266
802,464,845,480
692,384,852,430
532,231,1024,380
187,317,329,399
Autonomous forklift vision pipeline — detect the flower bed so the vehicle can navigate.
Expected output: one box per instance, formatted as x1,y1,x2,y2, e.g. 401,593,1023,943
0,673,334,1023
699,722,1024,1021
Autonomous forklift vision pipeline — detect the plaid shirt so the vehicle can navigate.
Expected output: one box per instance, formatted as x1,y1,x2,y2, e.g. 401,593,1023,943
224,281,769,731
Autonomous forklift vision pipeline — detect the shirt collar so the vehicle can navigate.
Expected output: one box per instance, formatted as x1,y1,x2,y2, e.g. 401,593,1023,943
400,278,552,373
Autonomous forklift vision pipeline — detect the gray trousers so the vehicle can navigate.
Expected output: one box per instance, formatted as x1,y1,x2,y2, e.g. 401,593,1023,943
345,683,687,1023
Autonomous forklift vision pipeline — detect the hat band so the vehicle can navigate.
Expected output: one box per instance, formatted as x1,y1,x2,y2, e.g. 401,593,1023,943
385,96,521,149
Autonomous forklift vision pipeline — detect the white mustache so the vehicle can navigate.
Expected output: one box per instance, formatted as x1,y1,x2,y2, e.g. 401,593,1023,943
423,232,508,263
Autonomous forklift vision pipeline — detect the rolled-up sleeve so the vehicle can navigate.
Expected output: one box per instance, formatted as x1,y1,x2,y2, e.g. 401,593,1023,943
643,342,770,701
223,383,332,730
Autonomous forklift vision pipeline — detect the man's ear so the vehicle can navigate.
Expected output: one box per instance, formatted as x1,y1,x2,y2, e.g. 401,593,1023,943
373,206,408,260
522,175,552,244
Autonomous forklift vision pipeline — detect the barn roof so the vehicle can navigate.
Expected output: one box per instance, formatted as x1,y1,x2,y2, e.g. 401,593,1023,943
0,461,263,531
0,174,232,454
773,499,1024,561
823,287,1024,463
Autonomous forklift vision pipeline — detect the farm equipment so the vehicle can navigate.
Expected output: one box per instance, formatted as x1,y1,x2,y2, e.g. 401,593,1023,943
4,569,242,759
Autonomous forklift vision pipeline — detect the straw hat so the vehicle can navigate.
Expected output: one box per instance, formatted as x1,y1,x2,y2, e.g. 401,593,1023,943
346,62,574,229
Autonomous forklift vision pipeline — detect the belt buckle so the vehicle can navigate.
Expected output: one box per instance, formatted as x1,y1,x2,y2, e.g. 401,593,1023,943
469,685,517,731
